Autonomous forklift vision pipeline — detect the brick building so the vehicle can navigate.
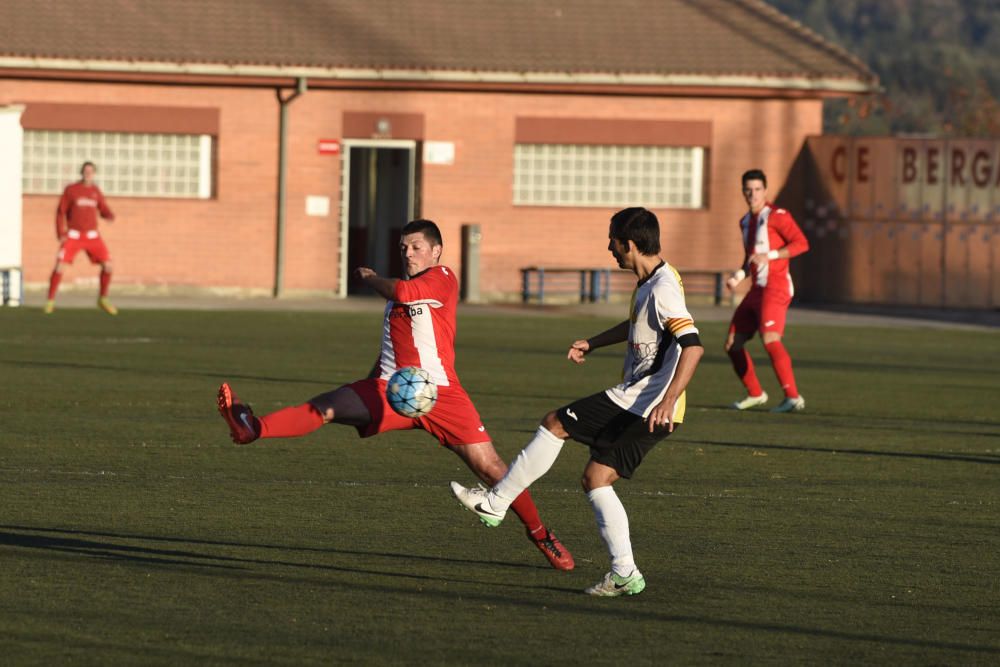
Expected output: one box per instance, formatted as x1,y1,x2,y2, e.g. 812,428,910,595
0,0,875,301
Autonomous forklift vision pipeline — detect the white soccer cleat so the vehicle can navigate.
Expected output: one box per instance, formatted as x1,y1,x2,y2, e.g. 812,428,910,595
731,391,768,410
585,569,646,597
449,481,505,528
771,395,805,413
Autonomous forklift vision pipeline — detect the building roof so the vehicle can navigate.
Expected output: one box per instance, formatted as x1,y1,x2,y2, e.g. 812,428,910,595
0,0,876,93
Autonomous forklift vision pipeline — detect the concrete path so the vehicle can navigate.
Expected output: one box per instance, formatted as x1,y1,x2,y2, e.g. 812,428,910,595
12,288,999,331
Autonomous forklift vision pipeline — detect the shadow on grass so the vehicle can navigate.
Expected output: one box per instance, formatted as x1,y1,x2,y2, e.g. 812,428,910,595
691,403,1000,433
676,438,1000,465
0,524,548,574
696,353,997,377
0,530,247,570
1,359,335,386
3,526,998,656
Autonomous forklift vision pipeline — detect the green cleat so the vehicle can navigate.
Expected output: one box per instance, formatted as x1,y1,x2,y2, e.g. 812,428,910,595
585,570,646,597
449,481,505,528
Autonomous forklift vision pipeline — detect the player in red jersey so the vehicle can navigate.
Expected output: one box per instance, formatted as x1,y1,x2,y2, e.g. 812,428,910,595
45,162,118,315
217,219,574,570
725,169,810,413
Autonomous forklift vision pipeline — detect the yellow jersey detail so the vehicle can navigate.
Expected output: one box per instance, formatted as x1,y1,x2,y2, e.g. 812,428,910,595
669,265,685,294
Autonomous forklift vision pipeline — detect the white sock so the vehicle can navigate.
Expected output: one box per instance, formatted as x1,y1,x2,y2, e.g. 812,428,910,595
489,425,565,512
587,485,636,577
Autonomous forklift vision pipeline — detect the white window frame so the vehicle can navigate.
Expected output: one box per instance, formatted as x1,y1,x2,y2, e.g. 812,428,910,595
513,143,705,209
22,129,214,199
338,139,417,298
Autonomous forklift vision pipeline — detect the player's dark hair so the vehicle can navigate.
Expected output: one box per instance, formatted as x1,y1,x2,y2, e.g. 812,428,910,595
610,207,660,255
402,219,442,246
741,169,767,187
80,161,97,174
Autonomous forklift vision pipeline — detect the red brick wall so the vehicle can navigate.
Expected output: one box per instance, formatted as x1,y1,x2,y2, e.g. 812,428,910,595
8,79,822,297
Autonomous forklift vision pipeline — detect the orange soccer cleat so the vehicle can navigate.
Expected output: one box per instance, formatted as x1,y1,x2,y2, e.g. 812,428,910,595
528,527,575,571
217,383,260,444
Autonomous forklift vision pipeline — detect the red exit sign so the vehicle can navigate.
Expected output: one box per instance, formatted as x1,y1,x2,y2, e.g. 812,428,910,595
317,139,341,155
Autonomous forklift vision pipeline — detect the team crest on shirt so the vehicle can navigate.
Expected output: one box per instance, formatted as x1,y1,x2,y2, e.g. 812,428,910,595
629,341,659,378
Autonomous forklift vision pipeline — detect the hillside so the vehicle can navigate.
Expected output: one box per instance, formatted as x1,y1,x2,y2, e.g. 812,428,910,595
765,0,1000,136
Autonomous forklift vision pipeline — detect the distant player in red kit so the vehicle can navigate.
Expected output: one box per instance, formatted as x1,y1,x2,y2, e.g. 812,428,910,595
217,219,574,570
45,161,118,315
725,169,809,413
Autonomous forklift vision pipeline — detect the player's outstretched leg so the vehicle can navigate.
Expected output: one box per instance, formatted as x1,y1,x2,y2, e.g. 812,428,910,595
450,483,575,570
450,482,506,527
526,525,574,571
217,383,260,444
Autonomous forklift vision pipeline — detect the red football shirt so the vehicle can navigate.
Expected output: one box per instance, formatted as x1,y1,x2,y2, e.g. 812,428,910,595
56,181,114,238
739,203,809,294
378,265,459,388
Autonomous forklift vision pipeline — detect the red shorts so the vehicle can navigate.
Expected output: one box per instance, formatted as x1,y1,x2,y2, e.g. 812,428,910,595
729,287,791,337
58,237,110,264
348,378,491,446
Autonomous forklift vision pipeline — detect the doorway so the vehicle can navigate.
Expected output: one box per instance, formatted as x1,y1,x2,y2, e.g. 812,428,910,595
340,140,417,296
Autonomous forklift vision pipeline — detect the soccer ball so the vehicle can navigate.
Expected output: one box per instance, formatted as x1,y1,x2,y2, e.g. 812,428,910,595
386,366,438,418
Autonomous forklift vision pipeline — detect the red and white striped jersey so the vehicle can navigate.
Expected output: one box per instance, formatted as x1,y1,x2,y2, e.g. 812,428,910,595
739,203,809,294
378,265,459,387
56,181,114,238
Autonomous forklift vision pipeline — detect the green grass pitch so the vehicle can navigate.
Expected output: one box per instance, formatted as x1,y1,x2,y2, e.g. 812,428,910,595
1,306,998,664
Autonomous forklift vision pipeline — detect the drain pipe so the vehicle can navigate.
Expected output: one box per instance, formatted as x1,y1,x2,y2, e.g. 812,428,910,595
273,77,307,297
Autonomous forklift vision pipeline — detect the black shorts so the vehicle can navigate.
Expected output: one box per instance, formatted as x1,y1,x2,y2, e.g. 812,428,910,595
555,391,678,479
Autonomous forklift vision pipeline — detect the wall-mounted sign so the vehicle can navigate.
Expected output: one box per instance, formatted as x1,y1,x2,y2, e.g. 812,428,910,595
305,195,330,217
317,139,341,155
423,141,455,165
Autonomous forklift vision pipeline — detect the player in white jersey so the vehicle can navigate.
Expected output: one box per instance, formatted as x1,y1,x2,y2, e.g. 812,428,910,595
451,207,704,596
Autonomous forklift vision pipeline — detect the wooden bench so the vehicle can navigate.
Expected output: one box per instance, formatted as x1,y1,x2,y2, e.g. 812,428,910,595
521,266,729,305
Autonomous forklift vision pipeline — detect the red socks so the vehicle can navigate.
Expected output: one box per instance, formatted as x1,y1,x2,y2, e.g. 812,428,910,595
509,490,544,534
728,348,764,397
47,271,62,300
99,270,112,297
46,271,112,300
764,340,799,398
259,403,325,438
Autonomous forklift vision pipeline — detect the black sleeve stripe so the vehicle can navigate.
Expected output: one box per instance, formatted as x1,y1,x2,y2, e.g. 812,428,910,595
677,332,702,348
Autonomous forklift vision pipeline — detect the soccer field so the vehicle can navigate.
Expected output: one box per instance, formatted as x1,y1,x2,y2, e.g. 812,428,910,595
1,307,998,665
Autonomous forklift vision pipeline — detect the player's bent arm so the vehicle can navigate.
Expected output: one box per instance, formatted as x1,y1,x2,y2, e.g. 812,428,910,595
668,335,705,397
55,194,69,239
356,268,399,300
775,213,810,258
568,320,628,364
97,190,115,221
647,333,704,432
587,320,630,350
